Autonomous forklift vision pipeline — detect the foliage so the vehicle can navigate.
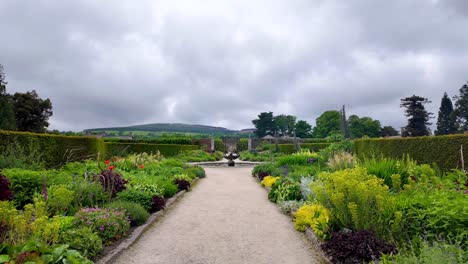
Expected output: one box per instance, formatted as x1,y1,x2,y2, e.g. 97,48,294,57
0,141,45,170
327,151,356,171
105,142,198,158
353,134,468,170
104,200,149,226
276,150,318,166
277,200,304,215
400,95,433,137
67,181,109,212
174,179,190,191
357,155,417,188
47,185,74,216
94,169,128,198
74,208,130,242
312,168,393,237
260,176,280,188
3,168,44,208
0,130,106,167
275,143,330,154
184,166,206,178
435,92,457,135
0,242,93,264
294,121,313,138
0,174,13,201
381,126,400,137
239,150,282,162
11,90,53,133
268,178,302,203
175,150,223,162
274,114,296,137
300,177,315,200
454,81,468,131
322,230,397,264
312,110,341,138
252,163,281,180
348,115,382,138
0,65,16,131
58,227,103,258
151,195,166,212
294,204,331,239
116,189,152,211
319,139,353,161
252,112,276,137
380,240,467,264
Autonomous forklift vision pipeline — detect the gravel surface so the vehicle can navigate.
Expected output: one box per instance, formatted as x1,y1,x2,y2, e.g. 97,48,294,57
113,167,325,264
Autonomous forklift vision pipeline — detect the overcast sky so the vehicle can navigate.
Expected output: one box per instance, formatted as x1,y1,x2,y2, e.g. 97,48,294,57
1,0,467,132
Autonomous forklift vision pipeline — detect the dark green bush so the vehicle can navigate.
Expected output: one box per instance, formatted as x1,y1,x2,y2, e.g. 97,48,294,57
184,166,206,178
58,227,103,258
2,169,44,208
0,130,106,168
237,139,248,151
104,142,198,157
115,189,153,211
104,200,149,226
353,134,468,170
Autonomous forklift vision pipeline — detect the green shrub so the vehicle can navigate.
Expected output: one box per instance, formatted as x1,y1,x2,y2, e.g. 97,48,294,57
116,189,152,211
47,184,74,216
105,142,198,157
0,141,45,170
327,151,357,171
67,181,109,211
184,166,206,178
2,169,44,208
58,227,103,258
238,139,248,151
104,200,149,226
268,178,302,203
252,163,281,179
353,134,468,170
74,208,130,242
214,138,224,152
276,151,318,166
0,130,106,168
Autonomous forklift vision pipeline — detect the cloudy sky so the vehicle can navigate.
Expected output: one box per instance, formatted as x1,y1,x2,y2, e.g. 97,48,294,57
1,0,467,132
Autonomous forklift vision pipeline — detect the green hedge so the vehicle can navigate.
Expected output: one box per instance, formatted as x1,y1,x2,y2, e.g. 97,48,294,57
104,142,198,157
276,143,331,154
103,138,193,145
353,134,468,170
0,130,105,167
214,139,225,152
238,139,248,151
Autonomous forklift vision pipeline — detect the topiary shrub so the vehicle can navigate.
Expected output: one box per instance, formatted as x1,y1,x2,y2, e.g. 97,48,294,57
151,195,166,212
94,169,128,197
0,174,13,201
58,227,103,258
321,230,397,264
104,200,149,226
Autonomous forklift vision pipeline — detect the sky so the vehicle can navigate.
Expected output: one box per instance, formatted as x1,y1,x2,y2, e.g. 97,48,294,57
1,0,467,132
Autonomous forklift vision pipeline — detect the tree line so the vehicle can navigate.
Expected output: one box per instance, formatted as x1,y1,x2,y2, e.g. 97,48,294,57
252,83,468,139
0,64,53,133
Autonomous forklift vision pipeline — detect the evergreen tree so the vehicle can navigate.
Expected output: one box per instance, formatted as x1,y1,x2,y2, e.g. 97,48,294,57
295,120,312,138
340,105,350,138
0,64,16,130
381,126,399,137
435,92,457,135
454,82,468,132
12,90,53,133
252,112,276,137
312,110,341,138
400,95,433,137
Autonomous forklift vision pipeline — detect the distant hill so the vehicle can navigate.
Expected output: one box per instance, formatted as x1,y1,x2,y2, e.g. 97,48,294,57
85,123,239,135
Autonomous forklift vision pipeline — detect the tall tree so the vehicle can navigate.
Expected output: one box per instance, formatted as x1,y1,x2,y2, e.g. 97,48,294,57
348,115,382,138
12,90,53,133
400,95,433,137
252,112,275,137
381,126,399,137
340,105,350,138
274,114,296,137
435,92,457,135
295,120,312,138
312,110,341,138
0,64,16,130
454,82,468,132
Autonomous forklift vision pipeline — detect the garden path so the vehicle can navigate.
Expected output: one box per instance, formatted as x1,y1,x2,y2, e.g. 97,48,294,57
113,167,324,264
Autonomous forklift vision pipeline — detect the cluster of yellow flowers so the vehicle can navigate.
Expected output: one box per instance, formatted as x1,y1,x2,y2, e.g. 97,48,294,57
260,176,280,188
294,204,331,240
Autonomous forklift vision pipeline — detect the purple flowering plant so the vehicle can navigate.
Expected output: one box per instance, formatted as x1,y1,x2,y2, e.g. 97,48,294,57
74,207,130,242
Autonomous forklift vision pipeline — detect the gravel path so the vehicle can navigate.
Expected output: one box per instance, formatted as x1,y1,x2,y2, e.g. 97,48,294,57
113,167,325,264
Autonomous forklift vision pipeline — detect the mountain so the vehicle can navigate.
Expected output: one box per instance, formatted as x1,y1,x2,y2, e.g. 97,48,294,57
84,123,239,135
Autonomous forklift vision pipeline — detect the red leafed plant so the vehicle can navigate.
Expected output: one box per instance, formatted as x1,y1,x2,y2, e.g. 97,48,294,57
0,174,13,201
94,169,128,197
151,195,166,212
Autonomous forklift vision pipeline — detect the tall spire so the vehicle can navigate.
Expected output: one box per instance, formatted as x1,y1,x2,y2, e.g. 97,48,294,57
340,105,350,138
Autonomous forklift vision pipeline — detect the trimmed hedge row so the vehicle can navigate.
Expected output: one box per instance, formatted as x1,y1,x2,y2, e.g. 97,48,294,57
103,138,193,145
0,130,106,167
238,139,248,151
276,143,331,154
104,142,198,157
353,134,468,170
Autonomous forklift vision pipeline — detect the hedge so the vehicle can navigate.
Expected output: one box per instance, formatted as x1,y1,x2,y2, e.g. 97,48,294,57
103,138,193,145
276,143,331,154
238,139,248,151
104,142,198,157
0,130,105,167
353,134,468,170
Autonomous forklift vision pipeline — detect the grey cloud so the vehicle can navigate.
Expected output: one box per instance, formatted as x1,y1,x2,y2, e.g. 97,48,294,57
0,0,467,132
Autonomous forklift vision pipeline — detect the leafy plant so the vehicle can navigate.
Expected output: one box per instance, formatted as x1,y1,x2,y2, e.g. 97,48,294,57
0,174,13,201
67,180,109,211
276,150,318,166
2,169,44,208
322,230,397,264
174,179,190,191
151,195,166,212
74,208,130,242
184,166,206,178
268,178,302,203
58,227,103,258
327,151,356,171
252,163,281,180
116,189,152,212
300,177,315,200
94,169,128,198
260,176,280,188
294,203,331,239
47,185,74,216
105,200,149,226
277,200,304,215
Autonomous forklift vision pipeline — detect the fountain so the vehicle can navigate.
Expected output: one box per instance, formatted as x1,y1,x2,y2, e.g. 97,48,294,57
224,151,239,166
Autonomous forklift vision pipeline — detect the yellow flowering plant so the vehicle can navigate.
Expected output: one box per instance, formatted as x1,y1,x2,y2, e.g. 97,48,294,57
294,203,331,239
260,176,280,188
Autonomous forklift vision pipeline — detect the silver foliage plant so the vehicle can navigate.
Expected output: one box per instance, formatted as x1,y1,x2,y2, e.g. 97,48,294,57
300,176,315,201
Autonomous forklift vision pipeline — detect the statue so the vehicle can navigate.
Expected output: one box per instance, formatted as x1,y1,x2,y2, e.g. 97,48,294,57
224,151,239,166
